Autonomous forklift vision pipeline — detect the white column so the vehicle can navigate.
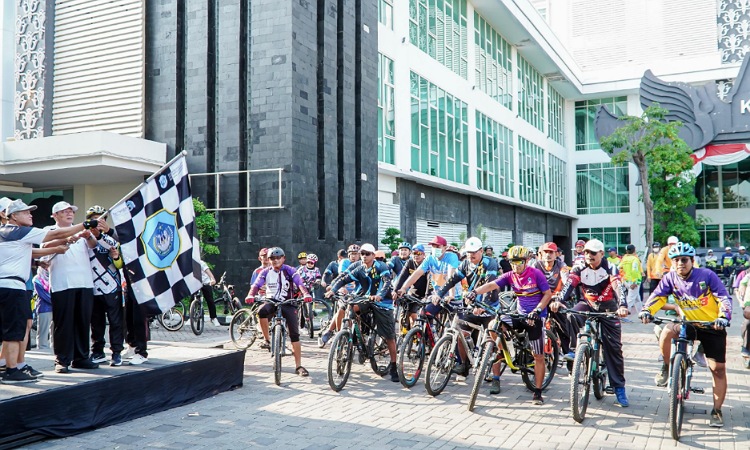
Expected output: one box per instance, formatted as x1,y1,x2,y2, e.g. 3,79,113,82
392,0,413,171
466,3,477,189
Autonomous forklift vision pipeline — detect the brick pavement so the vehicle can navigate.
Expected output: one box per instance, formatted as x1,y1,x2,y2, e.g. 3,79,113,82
23,310,750,450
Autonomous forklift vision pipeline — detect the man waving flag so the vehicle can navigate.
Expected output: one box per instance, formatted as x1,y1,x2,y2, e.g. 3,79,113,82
109,152,202,314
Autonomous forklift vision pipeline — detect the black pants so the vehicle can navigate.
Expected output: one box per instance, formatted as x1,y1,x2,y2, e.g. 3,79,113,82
91,291,124,355
568,300,626,389
52,288,94,366
742,318,750,351
201,284,217,320
125,287,149,357
549,310,572,354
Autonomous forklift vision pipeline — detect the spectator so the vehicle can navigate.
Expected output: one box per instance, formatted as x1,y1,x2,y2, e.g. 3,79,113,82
656,236,679,276
705,249,718,269
498,251,512,274
199,260,220,327
618,244,644,321
607,247,622,267
484,245,494,258
646,242,662,293
573,239,586,266
33,267,52,352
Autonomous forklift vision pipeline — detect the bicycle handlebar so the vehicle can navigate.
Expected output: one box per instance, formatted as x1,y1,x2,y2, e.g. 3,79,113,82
652,316,728,327
561,308,619,319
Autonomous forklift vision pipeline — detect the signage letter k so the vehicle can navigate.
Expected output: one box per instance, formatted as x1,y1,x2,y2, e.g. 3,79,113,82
741,99,750,114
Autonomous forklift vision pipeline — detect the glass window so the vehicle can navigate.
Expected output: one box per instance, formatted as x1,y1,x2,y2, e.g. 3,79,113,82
474,13,512,110
378,0,394,30
410,72,469,184
378,54,396,164
577,227,631,255
518,137,546,206
518,56,545,131
698,224,720,248
475,111,513,197
695,160,750,209
548,154,567,213
409,0,468,78
576,162,630,214
574,97,627,151
722,224,750,248
695,164,720,209
548,87,565,146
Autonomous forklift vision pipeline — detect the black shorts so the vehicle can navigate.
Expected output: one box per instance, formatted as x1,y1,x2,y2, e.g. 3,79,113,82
0,288,30,341
358,303,395,340
23,290,33,320
258,302,300,343
665,322,727,363
501,315,545,355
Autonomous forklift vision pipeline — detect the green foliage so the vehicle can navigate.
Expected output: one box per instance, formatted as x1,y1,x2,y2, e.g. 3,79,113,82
193,198,220,266
600,104,698,246
458,224,489,245
381,227,403,252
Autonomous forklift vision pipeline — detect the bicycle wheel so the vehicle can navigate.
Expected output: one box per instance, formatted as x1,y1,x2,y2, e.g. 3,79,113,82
272,324,283,386
425,334,455,397
669,353,687,441
327,330,353,392
520,346,537,391
230,309,258,349
158,303,185,331
307,302,315,339
468,341,496,412
541,331,560,390
592,345,606,400
368,331,391,376
570,343,592,423
398,327,425,388
189,299,204,335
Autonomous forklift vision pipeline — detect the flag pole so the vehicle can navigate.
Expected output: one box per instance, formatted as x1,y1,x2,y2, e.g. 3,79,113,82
101,150,188,220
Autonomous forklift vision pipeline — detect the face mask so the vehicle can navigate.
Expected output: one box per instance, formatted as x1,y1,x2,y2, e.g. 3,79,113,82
432,247,442,258
653,248,659,253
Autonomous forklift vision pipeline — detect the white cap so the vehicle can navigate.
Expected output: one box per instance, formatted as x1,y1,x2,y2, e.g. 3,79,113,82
464,236,483,252
726,246,732,251
51,201,78,214
360,243,376,253
740,246,746,251
0,197,12,213
707,249,713,253
667,236,679,245
583,239,604,253
6,199,37,215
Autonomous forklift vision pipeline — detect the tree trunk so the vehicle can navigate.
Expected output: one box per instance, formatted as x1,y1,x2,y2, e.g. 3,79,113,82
634,152,654,249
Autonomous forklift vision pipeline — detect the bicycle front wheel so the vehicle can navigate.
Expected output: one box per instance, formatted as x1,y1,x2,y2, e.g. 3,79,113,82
189,299,204,335
368,332,390,376
230,309,257,349
398,327,425,388
272,324,283,386
307,302,315,339
669,353,687,441
158,303,185,331
327,330,353,392
571,343,592,423
592,345,606,400
425,334,455,397
468,341,496,412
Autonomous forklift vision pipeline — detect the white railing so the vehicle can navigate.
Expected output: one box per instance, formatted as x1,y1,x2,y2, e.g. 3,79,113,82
189,168,284,212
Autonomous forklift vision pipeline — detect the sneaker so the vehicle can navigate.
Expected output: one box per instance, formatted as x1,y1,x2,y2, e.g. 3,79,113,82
709,408,724,428
110,353,122,367
692,350,708,368
183,319,191,327
621,317,633,323
564,351,576,362
54,363,70,373
318,330,333,348
1,369,37,384
657,354,664,362
614,387,629,407
0,364,6,373
129,354,148,365
745,358,750,369
91,352,107,364
211,318,221,327
21,365,43,378
71,359,99,369
532,391,544,405
489,379,501,395
389,363,399,382
123,346,136,359
655,364,669,387
452,363,466,375
740,347,750,358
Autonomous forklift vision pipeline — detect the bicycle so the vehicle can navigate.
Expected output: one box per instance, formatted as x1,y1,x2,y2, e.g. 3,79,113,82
188,291,206,335
213,272,242,317
229,299,263,349
157,300,187,331
652,316,721,441
297,281,333,339
327,294,391,392
260,297,298,386
396,295,449,388
566,309,619,423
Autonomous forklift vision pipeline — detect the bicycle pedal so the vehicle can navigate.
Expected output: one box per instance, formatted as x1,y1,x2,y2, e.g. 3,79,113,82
604,386,614,394
691,387,705,394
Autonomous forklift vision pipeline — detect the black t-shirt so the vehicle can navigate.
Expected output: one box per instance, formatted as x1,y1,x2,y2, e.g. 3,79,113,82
395,258,428,298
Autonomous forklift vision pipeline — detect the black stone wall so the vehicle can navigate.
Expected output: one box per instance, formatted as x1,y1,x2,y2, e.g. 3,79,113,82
145,0,378,291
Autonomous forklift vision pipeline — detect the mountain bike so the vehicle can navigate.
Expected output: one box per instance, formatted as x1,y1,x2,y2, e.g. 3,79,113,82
263,298,298,386
213,272,242,317
396,295,450,388
229,299,263,349
652,316,720,441
567,309,619,423
327,295,391,392
157,300,186,331
297,281,333,339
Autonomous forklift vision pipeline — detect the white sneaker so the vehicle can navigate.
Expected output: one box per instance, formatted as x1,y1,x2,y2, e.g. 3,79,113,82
184,319,191,327
211,318,221,327
123,346,136,360
129,354,148,365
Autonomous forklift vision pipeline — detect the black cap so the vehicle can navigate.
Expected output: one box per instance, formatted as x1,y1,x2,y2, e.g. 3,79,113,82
626,244,636,253
652,242,660,248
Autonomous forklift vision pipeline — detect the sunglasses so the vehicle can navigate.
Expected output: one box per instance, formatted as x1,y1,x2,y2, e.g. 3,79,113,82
673,256,692,264
359,251,373,256
509,259,526,264
269,256,283,261
583,250,600,255
412,251,424,256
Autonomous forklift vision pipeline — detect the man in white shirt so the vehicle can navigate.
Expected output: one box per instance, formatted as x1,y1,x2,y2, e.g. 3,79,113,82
43,201,108,374
0,200,94,383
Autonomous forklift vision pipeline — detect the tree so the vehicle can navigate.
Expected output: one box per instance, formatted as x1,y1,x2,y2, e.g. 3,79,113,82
381,227,403,252
193,198,220,265
599,104,698,248
458,223,489,246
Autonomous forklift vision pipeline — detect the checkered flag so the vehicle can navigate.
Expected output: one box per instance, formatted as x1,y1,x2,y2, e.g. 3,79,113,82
109,154,202,314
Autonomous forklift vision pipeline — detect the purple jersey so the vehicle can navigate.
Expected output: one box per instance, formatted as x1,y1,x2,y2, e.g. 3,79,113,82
494,266,550,315
250,265,304,300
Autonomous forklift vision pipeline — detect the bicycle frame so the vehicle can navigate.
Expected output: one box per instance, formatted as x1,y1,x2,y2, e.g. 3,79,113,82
443,312,488,370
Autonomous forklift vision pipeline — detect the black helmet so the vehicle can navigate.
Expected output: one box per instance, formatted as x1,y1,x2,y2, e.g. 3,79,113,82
268,247,285,258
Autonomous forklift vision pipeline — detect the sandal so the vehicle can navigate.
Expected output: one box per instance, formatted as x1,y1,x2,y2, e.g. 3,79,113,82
259,340,270,350
295,366,309,377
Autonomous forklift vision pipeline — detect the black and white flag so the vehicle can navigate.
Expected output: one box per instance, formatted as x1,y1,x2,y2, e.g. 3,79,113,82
110,154,202,314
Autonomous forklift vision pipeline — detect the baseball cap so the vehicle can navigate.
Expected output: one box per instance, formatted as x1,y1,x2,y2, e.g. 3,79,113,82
412,244,426,253
52,201,78,214
725,246,732,251
575,239,585,246
360,243,376,253
583,239,604,253
707,249,713,253
626,244,636,252
464,237,483,252
540,242,558,252
429,235,447,247
667,236,679,245
6,199,37,216
502,251,508,257
0,197,12,213
391,250,398,257
608,247,616,252
740,246,746,251
398,242,412,250
652,242,661,248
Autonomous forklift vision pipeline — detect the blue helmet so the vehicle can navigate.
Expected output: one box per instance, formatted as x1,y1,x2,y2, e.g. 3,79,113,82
398,242,412,250
412,244,426,253
667,242,695,259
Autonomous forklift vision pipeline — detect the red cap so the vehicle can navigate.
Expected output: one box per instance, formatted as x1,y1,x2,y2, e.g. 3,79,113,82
501,251,508,257
391,250,398,257
575,240,585,246
429,235,447,246
259,248,268,257
540,242,558,252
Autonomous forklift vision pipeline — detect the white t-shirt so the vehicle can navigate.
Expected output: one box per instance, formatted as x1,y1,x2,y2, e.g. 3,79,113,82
200,260,211,285
0,224,48,290
45,225,94,292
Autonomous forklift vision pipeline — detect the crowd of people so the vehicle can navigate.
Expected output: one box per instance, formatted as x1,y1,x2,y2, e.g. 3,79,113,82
0,198,152,384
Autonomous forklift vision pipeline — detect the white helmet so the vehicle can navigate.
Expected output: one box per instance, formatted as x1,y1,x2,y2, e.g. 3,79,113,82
464,237,483,252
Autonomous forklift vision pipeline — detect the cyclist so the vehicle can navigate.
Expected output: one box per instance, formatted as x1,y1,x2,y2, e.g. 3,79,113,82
618,244,644,321
740,276,750,367
324,243,399,382
468,245,551,404
245,247,313,377
573,239,586,266
250,248,270,297
297,252,322,300
720,247,735,279
432,237,498,383
318,246,363,347
393,244,428,327
639,242,732,427
321,249,345,289
340,244,361,274
557,238,630,407
297,252,308,271
396,235,460,301
535,242,575,363
704,249,718,271
736,245,750,270
389,242,411,280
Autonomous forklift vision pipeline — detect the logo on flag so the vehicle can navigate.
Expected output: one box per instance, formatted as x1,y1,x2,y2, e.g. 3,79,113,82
110,154,202,314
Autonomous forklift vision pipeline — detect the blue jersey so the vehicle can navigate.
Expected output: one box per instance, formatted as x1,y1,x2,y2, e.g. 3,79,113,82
418,252,460,289
332,260,394,309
